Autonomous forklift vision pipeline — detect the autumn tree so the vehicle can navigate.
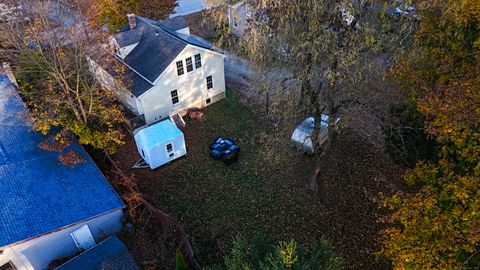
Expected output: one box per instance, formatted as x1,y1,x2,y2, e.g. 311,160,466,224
381,0,480,268
0,0,126,154
92,0,177,31
208,0,416,191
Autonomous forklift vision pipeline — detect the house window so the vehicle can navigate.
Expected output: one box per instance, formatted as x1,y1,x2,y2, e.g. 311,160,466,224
206,98,211,104
185,57,193,72
176,60,184,76
171,90,179,104
141,149,145,158
0,262,16,270
166,143,174,157
195,53,202,69
71,225,95,251
206,76,213,90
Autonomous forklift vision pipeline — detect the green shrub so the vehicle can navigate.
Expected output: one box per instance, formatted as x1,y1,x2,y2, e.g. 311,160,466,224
206,236,342,270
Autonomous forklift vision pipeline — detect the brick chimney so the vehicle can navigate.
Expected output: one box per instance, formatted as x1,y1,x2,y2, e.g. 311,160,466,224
2,62,18,88
127,14,136,29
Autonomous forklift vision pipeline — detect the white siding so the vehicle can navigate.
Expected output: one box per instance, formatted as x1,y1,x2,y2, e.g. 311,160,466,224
118,43,139,59
140,45,226,124
175,27,191,36
0,209,124,270
87,57,143,115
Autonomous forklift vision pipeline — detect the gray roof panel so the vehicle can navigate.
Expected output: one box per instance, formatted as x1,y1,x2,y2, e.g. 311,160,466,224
123,24,187,83
159,16,188,31
57,236,139,270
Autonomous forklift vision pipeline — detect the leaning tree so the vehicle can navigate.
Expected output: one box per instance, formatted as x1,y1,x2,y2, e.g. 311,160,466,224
0,0,127,154
208,0,416,191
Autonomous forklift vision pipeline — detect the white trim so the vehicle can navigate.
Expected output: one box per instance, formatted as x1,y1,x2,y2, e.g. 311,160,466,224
70,225,95,251
149,45,224,85
114,55,156,85
0,207,124,250
137,44,225,99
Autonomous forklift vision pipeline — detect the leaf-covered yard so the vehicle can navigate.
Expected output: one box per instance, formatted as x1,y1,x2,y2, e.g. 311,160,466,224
113,90,406,269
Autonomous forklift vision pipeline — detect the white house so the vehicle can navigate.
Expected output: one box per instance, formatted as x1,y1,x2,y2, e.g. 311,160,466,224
0,71,135,270
90,14,226,125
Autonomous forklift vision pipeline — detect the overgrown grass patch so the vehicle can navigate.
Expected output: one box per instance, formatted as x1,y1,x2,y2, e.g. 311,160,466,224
113,89,405,269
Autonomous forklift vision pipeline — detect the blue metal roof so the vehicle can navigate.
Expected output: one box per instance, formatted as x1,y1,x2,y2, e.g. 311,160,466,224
134,119,183,152
0,73,125,248
57,236,139,270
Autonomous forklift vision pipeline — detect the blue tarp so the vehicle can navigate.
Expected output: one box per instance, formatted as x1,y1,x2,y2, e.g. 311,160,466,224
0,73,124,248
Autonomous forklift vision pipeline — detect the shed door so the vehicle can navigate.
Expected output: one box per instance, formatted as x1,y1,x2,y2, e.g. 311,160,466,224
70,225,96,251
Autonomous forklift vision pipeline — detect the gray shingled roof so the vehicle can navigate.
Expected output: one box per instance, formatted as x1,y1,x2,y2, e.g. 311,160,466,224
57,236,139,270
159,16,188,31
112,15,215,97
123,22,187,83
114,29,143,47
124,68,155,97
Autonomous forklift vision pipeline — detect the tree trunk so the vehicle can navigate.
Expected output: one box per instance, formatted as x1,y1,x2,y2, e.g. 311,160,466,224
309,64,337,192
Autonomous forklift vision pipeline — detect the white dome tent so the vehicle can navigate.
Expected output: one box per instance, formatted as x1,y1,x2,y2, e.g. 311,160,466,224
291,115,340,154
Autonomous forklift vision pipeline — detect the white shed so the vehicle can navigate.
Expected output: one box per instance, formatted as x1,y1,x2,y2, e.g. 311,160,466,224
134,119,187,169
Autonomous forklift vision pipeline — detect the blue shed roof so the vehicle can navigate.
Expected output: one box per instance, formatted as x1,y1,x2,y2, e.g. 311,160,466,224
0,73,125,248
134,119,183,152
57,236,139,270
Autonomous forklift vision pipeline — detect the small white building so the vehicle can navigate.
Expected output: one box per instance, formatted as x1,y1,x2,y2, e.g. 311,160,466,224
134,119,187,169
228,1,252,36
89,14,226,125
0,71,132,270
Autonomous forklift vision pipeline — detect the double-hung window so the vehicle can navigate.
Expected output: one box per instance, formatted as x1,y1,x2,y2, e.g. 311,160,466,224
194,53,202,69
171,90,179,104
176,60,184,76
185,57,193,72
206,76,213,90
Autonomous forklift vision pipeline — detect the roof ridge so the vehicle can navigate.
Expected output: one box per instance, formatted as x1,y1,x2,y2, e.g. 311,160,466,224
136,16,190,46
136,16,212,50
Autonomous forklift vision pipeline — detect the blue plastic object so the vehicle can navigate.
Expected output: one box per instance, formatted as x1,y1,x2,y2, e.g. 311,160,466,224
209,136,240,164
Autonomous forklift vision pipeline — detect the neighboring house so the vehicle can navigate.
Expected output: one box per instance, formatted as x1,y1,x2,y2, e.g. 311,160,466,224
89,14,226,125
0,3,24,23
0,72,132,270
228,1,252,36
171,0,221,17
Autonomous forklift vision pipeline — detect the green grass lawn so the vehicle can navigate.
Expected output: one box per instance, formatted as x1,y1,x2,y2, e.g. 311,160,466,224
127,90,316,263
116,89,403,269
